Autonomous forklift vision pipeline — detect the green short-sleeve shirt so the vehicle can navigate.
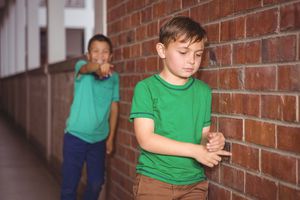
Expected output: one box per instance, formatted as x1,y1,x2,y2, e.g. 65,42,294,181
65,60,120,143
130,74,211,185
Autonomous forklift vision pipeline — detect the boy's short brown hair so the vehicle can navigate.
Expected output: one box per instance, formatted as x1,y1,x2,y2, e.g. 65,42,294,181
159,16,207,47
88,34,113,53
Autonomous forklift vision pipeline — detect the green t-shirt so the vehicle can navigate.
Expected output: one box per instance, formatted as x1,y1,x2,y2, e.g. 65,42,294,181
130,74,211,185
65,60,120,143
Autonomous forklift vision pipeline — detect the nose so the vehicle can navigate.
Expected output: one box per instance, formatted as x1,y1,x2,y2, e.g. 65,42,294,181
187,53,195,65
98,52,105,61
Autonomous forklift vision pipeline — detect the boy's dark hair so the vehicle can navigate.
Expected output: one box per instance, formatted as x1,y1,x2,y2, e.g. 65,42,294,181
159,16,207,47
87,34,113,53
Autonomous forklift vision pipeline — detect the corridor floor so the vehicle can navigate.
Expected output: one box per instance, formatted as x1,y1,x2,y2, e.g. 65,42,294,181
0,114,60,200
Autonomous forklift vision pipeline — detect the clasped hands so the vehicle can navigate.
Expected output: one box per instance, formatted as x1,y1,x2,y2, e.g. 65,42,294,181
194,132,232,168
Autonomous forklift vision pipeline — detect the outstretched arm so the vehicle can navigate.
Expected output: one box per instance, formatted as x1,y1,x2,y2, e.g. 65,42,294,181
106,102,118,154
79,62,100,74
134,118,231,167
79,61,113,78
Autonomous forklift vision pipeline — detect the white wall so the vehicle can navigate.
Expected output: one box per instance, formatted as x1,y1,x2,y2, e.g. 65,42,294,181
38,0,94,52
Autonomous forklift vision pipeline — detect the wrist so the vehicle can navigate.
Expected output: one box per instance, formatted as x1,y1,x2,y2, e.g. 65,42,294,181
190,144,206,159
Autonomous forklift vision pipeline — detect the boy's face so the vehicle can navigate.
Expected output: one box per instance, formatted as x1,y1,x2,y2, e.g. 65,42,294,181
157,36,204,81
87,40,112,64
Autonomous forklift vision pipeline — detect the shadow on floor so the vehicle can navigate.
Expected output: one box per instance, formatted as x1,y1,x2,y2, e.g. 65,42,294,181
0,113,60,200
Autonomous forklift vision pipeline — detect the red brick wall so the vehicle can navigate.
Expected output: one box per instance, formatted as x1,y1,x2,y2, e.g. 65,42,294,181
107,0,300,199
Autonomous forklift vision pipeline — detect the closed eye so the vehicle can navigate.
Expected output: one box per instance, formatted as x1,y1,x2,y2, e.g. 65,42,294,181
178,51,187,55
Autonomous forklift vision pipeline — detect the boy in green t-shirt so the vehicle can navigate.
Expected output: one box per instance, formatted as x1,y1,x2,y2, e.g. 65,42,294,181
61,34,119,200
130,16,231,199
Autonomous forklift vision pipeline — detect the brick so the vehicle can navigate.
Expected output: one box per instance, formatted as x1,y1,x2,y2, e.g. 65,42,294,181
298,159,300,184
108,20,123,33
126,0,146,13
232,143,259,171
107,0,121,9
219,117,243,140
219,68,242,89
262,35,297,63
208,183,231,200
278,65,300,91
135,58,146,73
130,12,141,28
232,43,245,64
263,0,287,5
279,184,300,200
123,46,130,59
234,0,261,12
299,33,300,60
136,25,147,41
141,6,152,23
277,126,300,153
130,134,139,149
219,93,232,114
141,39,157,56
209,45,232,66
261,95,297,122
165,0,181,14
220,17,245,41
245,40,261,64
190,3,209,24
114,48,122,61
124,60,136,73
147,21,158,38
246,173,277,200
233,41,260,64
205,165,219,182
196,69,218,89
130,44,141,58
231,93,260,117
205,23,219,44
245,119,275,147
280,2,300,31
116,131,130,147
232,193,247,200
220,165,244,192
299,96,300,123
261,150,297,183
244,66,276,91
210,117,218,132
208,0,221,21
145,56,158,72
153,1,167,19
182,0,198,8
108,3,126,22
246,8,277,37
220,0,235,17
211,93,219,113
220,45,232,66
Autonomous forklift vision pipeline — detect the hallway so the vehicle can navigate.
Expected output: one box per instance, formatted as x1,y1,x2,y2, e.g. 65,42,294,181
0,114,60,200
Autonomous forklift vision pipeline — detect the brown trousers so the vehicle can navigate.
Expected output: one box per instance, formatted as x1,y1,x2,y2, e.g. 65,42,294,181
133,174,208,200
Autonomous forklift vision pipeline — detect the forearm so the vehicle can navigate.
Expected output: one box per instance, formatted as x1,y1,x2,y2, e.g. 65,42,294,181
134,118,202,158
134,118,231,167
107,102,118,141
79,63,99,74
139,132,200,158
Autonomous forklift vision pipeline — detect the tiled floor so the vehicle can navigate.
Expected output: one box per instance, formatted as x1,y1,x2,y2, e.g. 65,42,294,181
0,114,60,200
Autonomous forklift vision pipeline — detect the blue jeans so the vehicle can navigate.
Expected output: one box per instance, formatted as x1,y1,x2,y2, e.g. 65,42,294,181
61,133,106,200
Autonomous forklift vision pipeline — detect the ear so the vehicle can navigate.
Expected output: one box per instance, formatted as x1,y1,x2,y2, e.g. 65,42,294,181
156,43,166,59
